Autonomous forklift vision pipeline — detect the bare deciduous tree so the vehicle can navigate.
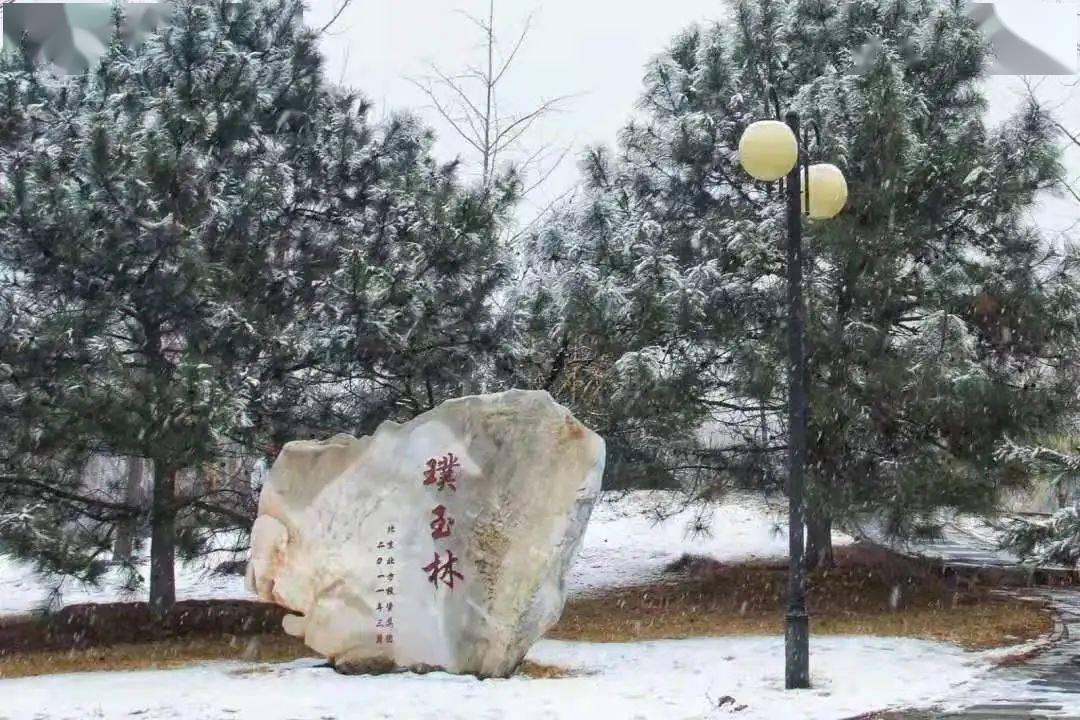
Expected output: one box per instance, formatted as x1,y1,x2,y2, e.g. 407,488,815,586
112,458,147,564
409,1,573,195
1023,78,1080,217
1050,113,1080,206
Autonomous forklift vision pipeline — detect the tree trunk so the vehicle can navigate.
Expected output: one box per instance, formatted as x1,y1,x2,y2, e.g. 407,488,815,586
149,463,177,615
113,457,146,563
226,450,256,511
804,509,834,572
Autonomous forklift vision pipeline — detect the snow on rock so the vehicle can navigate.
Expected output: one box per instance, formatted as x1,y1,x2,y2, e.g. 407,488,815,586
247,389,605,677
0,636,988,720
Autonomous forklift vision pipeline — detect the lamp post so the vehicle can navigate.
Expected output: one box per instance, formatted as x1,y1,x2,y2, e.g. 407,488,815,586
737,102,848,690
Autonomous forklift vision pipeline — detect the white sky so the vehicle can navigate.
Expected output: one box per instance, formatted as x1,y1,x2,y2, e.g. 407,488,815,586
1,0,1077,236
306,0,727,218
307,0,1080,236
990,0,1077,72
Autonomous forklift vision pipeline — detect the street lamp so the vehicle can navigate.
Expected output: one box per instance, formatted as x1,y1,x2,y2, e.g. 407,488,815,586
737,101,847,690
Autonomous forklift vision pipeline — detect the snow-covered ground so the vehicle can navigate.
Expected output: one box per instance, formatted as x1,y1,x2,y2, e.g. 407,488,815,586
0,492,850,614
859,513,1023,569
0,493,1027,720
569,492,855,595
0,558,249,616
0,636,988,720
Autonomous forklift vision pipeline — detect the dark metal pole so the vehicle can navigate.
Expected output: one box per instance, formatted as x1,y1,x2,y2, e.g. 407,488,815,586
784,109,810,690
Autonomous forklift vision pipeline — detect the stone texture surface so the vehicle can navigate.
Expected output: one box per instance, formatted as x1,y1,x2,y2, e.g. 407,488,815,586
246,389,605,677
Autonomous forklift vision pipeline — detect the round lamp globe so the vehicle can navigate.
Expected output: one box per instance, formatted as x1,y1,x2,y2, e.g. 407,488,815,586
737,120,798,182
803,163,848,220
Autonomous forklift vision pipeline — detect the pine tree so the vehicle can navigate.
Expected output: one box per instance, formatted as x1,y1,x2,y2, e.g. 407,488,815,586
292,105,518,435
513,0,1080,561
0,0,514,610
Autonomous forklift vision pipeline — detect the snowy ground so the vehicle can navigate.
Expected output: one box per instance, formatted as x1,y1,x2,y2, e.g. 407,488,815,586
0,491,849,614
569,491,854,594
0,494,1026,720
862,513,1024,569
0,558,249,616
0,637,990,720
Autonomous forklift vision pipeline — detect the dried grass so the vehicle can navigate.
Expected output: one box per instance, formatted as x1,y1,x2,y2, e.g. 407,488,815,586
0,634,310,679
549,546,1051,650
0,545,1052,680
514,660,576,678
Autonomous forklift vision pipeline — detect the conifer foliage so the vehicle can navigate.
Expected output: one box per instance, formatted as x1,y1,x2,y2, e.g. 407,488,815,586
0,0,512,610
513,0,1080,562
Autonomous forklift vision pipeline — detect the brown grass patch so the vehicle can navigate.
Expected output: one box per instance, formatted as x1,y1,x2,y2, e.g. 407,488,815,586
0,599,311,679
514,660,576,679
550,544,1051,650
0,544,1052,679
0,634,311,679
0,642,577,681
0,599,291,656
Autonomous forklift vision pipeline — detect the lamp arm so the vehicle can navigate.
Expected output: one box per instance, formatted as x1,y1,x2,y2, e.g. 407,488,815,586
766,86,782,121
802,120,823,157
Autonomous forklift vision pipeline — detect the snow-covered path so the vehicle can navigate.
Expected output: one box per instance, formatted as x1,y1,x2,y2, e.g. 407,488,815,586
866,515,1023,570
877,591,1080,720
0,636,989,720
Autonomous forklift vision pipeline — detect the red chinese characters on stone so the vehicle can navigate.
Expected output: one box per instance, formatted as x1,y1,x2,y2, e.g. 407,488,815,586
423,549,464,590
423,453,461,492
429,504,455,540
421,454,465,591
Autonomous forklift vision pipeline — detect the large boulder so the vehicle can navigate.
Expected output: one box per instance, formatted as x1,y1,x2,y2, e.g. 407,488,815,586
246,389,605,677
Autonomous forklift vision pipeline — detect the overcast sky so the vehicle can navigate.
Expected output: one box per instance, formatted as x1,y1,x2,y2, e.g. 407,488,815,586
1,0,1076,235
307,0,1080,236
307,0,730,218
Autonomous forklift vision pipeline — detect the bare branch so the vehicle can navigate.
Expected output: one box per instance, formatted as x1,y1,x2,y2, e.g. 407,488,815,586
316,0,353,36
410,1,576,196
1047,119,1080,203
493,10,536,86
180,499,253,528
454,8,492,37
519,143,572,197
414,63,488,135
1061,178,1080,205
407,78,486,154
492,96,574,153
1050,117,1080,150
509,183,581,245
